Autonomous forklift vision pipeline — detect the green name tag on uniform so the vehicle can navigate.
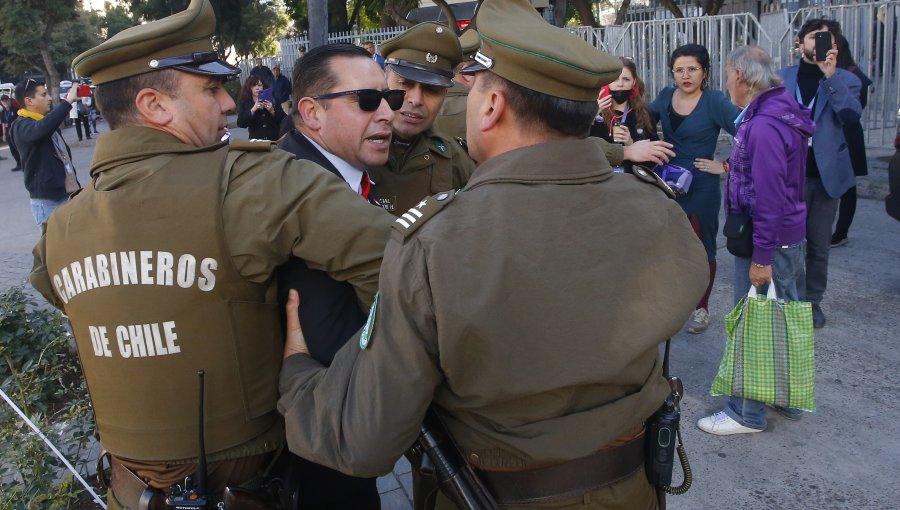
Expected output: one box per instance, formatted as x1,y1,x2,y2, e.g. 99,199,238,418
359,293,379,350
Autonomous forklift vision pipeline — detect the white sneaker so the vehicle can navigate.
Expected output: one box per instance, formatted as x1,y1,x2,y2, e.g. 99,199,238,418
697,411,764,435
686,308,709,334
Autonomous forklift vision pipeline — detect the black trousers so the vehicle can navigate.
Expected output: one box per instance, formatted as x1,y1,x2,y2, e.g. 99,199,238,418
286,455,381,510
74,112,91,140
833,185,857,240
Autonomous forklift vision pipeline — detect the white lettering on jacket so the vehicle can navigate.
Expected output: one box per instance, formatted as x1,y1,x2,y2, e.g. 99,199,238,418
113,320,181,359
53,251,218,304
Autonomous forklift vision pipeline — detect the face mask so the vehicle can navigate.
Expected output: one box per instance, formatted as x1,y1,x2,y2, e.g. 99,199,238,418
610,89,632,104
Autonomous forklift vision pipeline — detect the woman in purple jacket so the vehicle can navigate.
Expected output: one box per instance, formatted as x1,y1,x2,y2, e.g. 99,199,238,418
696,46,815,435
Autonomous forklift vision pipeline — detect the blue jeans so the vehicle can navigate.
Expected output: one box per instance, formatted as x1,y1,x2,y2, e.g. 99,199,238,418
30,198,67,228
725,243,804,429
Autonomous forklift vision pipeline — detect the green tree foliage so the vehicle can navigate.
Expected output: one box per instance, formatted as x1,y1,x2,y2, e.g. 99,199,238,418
284,0,418,33
0,0,100,98
130,0,289,58
99,4,139,39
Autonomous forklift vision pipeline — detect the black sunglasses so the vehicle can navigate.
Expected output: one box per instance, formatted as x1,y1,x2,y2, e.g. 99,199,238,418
312,89,405,112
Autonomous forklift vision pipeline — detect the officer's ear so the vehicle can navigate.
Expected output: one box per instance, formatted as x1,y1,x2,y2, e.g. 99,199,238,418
477,86,506,133
134,87,174,127
297,97,323,131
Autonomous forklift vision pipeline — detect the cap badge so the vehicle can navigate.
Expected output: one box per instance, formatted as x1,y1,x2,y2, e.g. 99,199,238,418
474,51,494,69
426,52,438,64
149,59,160,68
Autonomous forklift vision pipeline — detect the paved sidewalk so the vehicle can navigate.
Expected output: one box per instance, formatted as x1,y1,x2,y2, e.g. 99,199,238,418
2,117,898,509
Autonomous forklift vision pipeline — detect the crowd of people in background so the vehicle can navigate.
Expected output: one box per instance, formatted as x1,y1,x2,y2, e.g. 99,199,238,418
5,0,897,504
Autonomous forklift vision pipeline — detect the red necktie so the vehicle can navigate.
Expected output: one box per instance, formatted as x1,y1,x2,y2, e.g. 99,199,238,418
360,171,371,200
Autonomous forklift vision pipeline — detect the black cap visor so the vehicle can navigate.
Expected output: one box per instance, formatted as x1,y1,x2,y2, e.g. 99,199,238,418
460,61,488,75
386,61,454,88
152,51,240,80
174,60,241,80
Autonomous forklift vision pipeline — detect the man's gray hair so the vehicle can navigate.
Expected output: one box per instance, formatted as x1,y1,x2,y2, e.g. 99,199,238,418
727,45,782,98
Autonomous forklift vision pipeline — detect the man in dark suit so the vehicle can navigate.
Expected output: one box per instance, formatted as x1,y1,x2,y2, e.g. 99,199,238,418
275,43,402,509
779,19,861,328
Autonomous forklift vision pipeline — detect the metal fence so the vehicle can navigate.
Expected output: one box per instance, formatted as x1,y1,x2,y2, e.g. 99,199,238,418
606,13,774,99
251,1,897,147
237,26,405,80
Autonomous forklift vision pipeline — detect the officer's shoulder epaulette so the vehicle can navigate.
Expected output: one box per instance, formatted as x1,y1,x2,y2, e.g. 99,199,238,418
454,137,468,153
631,165,676,199
228,139,276,152
392,190,456,239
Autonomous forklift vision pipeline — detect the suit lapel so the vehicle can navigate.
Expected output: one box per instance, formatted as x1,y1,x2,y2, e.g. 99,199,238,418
287,130,345,182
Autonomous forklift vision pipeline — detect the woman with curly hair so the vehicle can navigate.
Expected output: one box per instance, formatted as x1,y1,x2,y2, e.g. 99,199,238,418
650,44,741,334
236,75,286,141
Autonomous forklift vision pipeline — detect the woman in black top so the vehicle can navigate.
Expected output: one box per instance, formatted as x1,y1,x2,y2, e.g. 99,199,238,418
236,75,286,141
831,35,873,247
589,57,658,172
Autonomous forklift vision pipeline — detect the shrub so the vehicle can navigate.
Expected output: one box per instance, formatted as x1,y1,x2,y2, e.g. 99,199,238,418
0,286,103,509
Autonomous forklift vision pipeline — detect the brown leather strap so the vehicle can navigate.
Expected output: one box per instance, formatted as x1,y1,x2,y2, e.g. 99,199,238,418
475,432,646,505
109,459,166,510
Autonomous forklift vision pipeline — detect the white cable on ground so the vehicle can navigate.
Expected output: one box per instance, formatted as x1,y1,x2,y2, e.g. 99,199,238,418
0,387,107,508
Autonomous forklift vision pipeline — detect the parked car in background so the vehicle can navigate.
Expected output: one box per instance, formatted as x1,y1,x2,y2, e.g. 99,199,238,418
406,1,478,30
406,0,550,29
0,82,14,99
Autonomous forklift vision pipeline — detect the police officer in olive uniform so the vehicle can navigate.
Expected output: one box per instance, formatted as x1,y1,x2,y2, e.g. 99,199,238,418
368,22,476,215
28,1,393,508
432,29,480,141
277,0,709,508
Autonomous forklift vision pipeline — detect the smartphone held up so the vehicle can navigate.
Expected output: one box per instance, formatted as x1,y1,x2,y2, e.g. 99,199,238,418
814,31,832,62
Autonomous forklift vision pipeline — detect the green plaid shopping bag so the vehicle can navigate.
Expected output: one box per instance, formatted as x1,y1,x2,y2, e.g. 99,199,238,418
710,285,816,412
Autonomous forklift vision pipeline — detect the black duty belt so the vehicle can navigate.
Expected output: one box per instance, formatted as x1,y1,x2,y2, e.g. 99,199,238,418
474,431,645,505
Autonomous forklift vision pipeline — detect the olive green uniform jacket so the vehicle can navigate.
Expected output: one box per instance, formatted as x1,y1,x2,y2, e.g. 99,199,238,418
278,137,708,507
30,127,394,489
432,82,469,141
368,128,475,215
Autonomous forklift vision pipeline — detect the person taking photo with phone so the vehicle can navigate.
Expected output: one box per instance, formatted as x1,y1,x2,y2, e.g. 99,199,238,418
778,18,861,329
237,75,285,140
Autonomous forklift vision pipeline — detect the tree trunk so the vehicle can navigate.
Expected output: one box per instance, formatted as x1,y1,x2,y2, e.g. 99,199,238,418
348,0,366,28
707,0,724,15
40,48,61,103
432,0,459,33
660,0,684,18
329,0,349,32
382,0,414,27
309,0,329,48
552,0,567,27
614,0,631,25
570,0,599,28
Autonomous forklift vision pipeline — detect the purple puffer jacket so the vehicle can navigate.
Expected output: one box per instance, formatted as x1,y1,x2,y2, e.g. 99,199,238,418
725,85,815,265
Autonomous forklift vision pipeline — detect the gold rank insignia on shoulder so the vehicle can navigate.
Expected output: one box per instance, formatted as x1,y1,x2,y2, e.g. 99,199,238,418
392,190,456,240
632,165,676,199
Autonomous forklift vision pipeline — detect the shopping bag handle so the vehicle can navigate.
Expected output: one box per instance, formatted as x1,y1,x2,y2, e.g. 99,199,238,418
747,284,778,301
